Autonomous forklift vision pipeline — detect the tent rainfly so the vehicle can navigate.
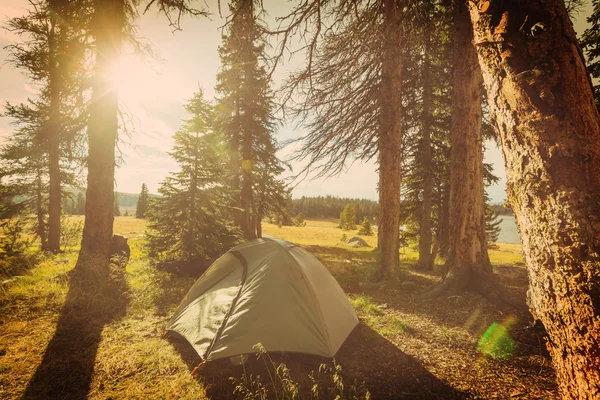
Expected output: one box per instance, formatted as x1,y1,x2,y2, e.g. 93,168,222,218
166,237,359,362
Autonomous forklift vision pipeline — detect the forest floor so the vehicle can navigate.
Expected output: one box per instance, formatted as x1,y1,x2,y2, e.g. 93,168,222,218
0,218,557,399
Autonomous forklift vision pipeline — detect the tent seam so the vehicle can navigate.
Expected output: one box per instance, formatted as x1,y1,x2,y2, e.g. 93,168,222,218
202,250,249,360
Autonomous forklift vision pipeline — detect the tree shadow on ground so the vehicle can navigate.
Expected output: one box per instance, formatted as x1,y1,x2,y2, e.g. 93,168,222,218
167,323,465,399
22,268,129,399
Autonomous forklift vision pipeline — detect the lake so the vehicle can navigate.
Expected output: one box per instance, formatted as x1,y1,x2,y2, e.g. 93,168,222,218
497,215,520,244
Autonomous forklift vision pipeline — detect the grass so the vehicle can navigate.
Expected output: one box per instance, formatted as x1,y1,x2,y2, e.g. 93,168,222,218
0,217,558,399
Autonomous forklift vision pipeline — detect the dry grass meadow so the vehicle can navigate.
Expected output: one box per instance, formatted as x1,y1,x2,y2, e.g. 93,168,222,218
0,217,557,399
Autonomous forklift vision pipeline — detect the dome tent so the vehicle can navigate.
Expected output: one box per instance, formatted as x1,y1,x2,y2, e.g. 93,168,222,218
166,237,359,362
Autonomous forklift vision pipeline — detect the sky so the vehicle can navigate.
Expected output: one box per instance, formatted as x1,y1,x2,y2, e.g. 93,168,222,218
0,1,593,202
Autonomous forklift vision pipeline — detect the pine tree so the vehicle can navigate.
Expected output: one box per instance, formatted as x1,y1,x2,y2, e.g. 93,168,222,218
358,217,373,236
470,1,600,394
123,209,129,217
146,89,240,263
77,0,207,275
340,204,357,231
136,184,149,219
4,0,88,252
278,0,406,279
215,0,282,240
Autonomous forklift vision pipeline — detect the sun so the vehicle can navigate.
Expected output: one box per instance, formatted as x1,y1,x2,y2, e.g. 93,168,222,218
107,54,177,104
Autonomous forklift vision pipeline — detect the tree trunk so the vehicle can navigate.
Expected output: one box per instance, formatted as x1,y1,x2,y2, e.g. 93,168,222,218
240,132,255,240
376,0,404,280
418,17,434,270
36,169,47,251
76,0,123,277
47,19,62,254
436,177,451,258
426,0,496,298
256,216,262,238
467,1,600,397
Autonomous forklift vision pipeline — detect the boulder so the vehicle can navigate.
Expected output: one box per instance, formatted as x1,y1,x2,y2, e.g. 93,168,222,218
346,236,369,247
110,234,131,261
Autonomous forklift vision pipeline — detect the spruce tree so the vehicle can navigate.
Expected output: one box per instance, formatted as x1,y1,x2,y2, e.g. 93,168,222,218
358,217,373,236
4,0,88,252
146,90,240,263
341,204,357,231
215,0,282,240
278,0,406,278
136,184,149,219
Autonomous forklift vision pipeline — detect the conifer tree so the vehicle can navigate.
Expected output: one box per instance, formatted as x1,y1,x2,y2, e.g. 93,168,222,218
77,0,206,276
136,184,149,219
340,204,357,231
358,216,373,236
146,90,240,263
4,0,88,253
215,0,283,240
278,0,406,279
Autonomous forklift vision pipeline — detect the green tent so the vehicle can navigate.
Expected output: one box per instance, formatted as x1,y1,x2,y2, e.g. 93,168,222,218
166,237,359,361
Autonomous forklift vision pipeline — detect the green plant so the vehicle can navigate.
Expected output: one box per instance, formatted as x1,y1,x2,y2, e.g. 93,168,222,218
230,344,370,400
61,217,83,252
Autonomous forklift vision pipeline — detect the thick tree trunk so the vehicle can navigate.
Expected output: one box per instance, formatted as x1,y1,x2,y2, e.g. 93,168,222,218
426,0,496,298
76,0,123,277
376,0,404,280
47,25,62,254
467,1,600,397
418,22,434,270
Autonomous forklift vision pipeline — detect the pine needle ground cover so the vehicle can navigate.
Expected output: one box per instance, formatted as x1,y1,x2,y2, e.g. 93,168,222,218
0,217,556,399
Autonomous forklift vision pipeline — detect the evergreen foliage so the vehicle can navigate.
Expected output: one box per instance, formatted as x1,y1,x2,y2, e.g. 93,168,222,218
146,90,240,263
358,217,373,236
292,212,306,227
1,0,88,251
293,196,378,221
215,0,289,239
136,184,149,219
340,205,357,231
580,0,600,107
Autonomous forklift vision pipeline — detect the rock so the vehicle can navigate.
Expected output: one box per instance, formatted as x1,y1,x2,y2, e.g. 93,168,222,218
401,281,417,291
110,234,131,261
346,236,369,248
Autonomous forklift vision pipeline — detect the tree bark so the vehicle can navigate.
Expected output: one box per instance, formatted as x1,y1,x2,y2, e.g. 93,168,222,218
467,1,600,397
376,0,404,280
36,169,47,250
47,16,62,254
426,0,496,298
240,127,255,240
418,17,434,271
76,0,123,277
